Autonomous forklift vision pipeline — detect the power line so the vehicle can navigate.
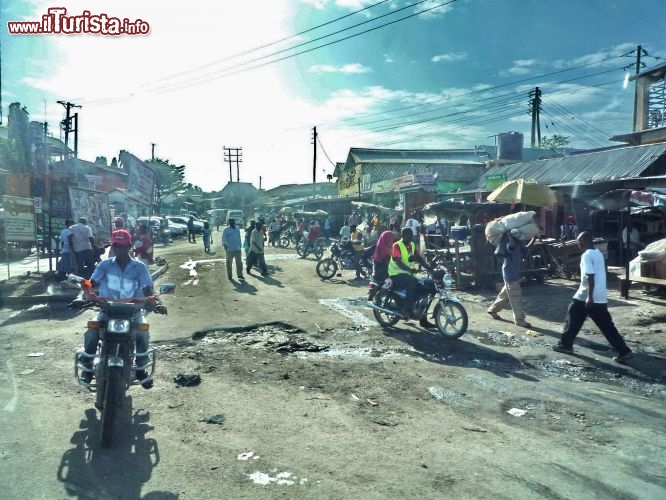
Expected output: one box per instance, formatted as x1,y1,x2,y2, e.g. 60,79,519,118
148,0,459,94
155,0,393,83
316,134,337,167
355,67,625,138
360,78,625,148
542,96,612,141
341,55,630,126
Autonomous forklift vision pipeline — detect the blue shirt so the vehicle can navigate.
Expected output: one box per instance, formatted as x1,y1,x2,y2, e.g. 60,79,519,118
502,240,528,282
222,225,242,251
91,257,153,299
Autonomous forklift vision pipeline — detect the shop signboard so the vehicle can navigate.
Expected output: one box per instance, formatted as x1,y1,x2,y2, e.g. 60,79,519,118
68,187,112,241
2,195,35,242
485,173,507,191
122,151,155,207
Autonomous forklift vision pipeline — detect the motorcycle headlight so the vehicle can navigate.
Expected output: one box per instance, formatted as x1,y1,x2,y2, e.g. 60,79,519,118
107,319,131,333
443,274,453,288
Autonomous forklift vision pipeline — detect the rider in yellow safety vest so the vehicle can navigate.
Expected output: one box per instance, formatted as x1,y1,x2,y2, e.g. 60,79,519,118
387,227,435,328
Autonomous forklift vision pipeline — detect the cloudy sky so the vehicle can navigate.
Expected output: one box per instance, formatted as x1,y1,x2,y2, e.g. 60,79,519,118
3,0,666,191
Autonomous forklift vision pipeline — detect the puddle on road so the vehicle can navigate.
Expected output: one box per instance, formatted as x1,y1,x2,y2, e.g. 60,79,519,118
319,297,374,328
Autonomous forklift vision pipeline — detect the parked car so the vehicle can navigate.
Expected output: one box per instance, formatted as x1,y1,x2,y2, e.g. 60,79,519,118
167,216,204,234
166,220,188,238
136,216,162,233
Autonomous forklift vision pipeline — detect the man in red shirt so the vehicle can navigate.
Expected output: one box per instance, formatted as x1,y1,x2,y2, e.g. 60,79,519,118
301,220,321,258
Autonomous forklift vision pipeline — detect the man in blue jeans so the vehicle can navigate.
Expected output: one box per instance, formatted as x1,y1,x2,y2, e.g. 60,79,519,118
553,231,633,364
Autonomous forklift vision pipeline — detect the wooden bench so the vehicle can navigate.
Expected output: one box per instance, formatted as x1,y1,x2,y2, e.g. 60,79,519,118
619,275,666,299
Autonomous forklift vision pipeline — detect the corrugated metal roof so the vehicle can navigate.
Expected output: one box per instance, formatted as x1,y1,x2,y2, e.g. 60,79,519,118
465,143,666,190
348,147,489,165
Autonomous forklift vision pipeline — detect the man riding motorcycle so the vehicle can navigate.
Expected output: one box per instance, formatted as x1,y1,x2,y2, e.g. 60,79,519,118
388,227,436,328
78,229,166,388
301,220,322,258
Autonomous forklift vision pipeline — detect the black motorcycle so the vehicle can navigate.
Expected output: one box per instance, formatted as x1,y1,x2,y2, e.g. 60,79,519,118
367,268,468,339
69,275,166,447
316,240,374,279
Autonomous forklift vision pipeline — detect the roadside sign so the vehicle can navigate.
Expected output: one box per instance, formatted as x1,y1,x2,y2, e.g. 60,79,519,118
3,195,36,242
34,197,43,214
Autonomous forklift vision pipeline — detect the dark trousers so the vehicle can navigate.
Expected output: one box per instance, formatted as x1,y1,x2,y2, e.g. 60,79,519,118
74,249,95,279
391,273,418,315
372,261,388,284
246,251,267,275
188,230,196,243
560,299,631,355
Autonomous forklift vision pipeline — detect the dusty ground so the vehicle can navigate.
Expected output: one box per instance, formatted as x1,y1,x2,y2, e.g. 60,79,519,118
1,235,665,499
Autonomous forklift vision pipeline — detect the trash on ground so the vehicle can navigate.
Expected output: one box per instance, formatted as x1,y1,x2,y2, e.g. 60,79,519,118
27,352,44,357
174,373,202,387
248,471,307,486
507,408,527,417
200,414,225,425
19,369,35,375
275,339,329,353
238,451,259,461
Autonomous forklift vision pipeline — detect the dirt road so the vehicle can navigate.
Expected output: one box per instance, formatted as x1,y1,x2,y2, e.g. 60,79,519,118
1,236,665,499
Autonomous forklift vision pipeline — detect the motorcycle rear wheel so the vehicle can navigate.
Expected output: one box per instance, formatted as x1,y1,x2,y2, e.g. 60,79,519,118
279,236,290,248
314,245,325,260
316,258,338,279
372,290,400,327
433,300,468,339
100,365,123,448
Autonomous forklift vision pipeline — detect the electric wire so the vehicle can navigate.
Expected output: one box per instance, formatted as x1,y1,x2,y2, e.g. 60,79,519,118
316,134,337,167
361,78,625,148
148,0,460,94
155,0,393,83
342,55,631,125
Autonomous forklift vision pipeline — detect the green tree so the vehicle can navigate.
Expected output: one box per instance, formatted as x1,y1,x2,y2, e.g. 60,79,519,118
145,157,202,196
540,134,570,150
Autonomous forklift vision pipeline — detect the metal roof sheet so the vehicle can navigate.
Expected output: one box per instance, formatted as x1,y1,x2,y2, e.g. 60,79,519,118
465,143,666,191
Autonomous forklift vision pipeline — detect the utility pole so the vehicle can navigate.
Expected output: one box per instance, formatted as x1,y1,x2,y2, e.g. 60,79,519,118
57,100,81,158
151,142,156,160
259,176,262,190
631,45,648,132
528,87,542,148
311,126,317,198
223,146,243,182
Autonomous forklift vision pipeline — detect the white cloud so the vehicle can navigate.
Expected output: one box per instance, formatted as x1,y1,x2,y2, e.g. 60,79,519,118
417,1,454,19
308,63,371,74
384,54,395,63
300,0,328,9
431,52,468,63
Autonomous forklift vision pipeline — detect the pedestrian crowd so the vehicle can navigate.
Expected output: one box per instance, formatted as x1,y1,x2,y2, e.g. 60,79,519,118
59,206,636,368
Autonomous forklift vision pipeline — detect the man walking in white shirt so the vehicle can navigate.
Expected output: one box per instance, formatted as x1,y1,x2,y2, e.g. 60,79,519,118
553,231,633,364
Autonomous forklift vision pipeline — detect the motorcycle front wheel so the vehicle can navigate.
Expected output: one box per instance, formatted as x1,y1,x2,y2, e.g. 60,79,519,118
433,300,468,339
296,243,306,257
316,258,338,279
314,245,325,260
372,290,400,327
100,365,123,447
279,235,290,248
